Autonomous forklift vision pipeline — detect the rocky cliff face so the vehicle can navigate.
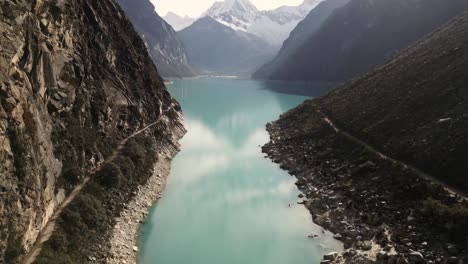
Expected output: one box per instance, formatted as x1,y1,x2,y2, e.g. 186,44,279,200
116,0,196,78
268,0,468,83
0,0,182,262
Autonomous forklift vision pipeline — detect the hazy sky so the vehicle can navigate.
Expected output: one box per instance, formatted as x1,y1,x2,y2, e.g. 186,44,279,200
151,0,304,17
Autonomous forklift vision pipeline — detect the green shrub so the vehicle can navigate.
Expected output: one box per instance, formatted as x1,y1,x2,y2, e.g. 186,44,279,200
36,245,75,264
48,227,68,251
113,156,135,179
4,237,24,263
73,194,107,229
96,162,123,189
61,206,87,235
62,166,82,186
61,193,107,234
122,139,146,166
420,199,468,243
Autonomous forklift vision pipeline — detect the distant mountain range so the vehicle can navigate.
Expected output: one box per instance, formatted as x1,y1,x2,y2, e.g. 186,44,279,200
163,12,195,31
253,0,350,79
117,0,195,78
263,10,468,262
178,0,322,75
178,17,276,75
255,0,468,83
203,0,323,46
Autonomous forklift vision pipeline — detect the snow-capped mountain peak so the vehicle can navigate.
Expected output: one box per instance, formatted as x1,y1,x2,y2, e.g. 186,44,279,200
203,0,259,32
205,0,258,16
201,0,324,45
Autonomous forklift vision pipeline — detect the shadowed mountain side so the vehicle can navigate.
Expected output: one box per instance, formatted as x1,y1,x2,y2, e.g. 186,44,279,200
277,11,468,191
269,0,468,83
262,11,468,263
117,0,196,77
253,0,350,79
178,17,277,76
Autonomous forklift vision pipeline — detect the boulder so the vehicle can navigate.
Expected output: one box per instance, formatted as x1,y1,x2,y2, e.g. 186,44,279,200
408,251,425,263
323,252,339,261
344,229,359,239
362,240,373,251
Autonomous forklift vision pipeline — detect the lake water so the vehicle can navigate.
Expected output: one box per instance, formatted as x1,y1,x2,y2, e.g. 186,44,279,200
139,77,342,264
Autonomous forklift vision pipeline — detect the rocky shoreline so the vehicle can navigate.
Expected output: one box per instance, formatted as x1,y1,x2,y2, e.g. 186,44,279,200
262,114,468,264
107,127,185,264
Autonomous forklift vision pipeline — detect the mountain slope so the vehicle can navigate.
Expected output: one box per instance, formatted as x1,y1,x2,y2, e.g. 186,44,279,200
204,0,323,46
0,0,183,262
178,17,276,75
269,0,468,82
253,0,350,79
263,11,468,262
117,0,196,77
163,12,195,31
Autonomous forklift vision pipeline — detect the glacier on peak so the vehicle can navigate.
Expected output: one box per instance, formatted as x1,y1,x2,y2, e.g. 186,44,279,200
202,0,325,45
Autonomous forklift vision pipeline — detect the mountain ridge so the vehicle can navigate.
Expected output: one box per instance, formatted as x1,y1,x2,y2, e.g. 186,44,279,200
264,0,468,83
0,0,183,262
203,0,323,45
253,0,350,79
117,0,196,78
263,10,468,263
163,11,195,31
178,16,276,75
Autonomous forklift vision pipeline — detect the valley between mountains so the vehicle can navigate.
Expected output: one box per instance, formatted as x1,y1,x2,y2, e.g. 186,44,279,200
0,0,467,264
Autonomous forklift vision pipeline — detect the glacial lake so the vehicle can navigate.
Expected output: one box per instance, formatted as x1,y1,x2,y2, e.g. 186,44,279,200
139,77,342,264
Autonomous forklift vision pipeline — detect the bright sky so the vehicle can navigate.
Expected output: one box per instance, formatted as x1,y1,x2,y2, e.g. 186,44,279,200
151,0,304,17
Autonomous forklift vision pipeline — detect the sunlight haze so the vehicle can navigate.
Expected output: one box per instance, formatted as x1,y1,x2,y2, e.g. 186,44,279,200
151,0,304,17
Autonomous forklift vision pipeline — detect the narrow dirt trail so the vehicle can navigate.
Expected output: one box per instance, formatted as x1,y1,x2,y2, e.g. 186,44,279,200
315,108,467,201
22,120,163,264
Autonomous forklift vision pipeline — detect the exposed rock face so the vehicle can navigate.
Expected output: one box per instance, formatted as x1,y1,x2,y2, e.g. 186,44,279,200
253,0,350,79
267,0,468,83
116,0,196,78
0,0,182,262
263,10,468,263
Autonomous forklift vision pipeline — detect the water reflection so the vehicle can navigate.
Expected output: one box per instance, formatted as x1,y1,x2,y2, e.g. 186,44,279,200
258,80,339,97
139,77,342,264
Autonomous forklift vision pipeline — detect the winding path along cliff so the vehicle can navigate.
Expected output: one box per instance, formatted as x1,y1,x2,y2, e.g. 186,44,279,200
0,0,183,262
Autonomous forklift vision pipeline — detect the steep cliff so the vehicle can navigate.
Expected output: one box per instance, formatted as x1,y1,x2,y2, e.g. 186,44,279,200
0,0,183,262
116,0,196,78
264,11,468,263
268,0,468,83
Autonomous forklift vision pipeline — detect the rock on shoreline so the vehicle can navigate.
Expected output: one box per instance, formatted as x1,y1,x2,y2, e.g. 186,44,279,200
262,119,468,264
107,129,185,264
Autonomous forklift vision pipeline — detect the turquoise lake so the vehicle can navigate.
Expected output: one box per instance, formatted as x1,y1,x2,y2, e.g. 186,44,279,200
139,77,342,264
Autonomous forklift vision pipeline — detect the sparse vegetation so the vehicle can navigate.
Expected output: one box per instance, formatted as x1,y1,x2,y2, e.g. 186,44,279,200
62,166,82,187
420,199,468,243
36,134,160,263
97,162,124,189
